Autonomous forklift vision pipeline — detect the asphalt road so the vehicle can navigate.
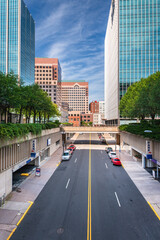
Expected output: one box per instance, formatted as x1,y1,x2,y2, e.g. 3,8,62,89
11,134,160,240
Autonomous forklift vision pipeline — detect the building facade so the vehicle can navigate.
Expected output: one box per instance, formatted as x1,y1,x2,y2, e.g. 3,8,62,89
60,80,89,113
89,101,99,113
81,113,93,125
105,0,160,125
35,58,62,104
68,111,81,127
0,0,35,84
99,101,105,115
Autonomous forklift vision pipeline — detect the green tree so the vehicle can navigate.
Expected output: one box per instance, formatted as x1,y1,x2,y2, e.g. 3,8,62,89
0,71,19,123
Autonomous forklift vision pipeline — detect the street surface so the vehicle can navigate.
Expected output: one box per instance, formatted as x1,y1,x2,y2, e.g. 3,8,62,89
11,134,160,240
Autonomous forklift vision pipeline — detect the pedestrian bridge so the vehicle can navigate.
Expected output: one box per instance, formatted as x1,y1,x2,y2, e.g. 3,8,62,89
61,126,119,133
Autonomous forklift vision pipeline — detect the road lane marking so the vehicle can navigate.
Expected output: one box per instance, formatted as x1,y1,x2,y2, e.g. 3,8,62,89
75,158,77,163
66,178,70,189
6,227,16,240
115,192,121,207
87,133,92,240
147,201,160,221
101,151,102,154
57,162,61,167
17,201,33,226
105,163,108,169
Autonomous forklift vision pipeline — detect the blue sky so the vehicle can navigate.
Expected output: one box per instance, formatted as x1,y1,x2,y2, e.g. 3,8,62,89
24,0,111,102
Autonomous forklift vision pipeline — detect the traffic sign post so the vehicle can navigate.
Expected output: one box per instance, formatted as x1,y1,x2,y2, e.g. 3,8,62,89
35,167,41,177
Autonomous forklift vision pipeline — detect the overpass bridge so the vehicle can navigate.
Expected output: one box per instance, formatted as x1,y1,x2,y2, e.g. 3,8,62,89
61,126,119,134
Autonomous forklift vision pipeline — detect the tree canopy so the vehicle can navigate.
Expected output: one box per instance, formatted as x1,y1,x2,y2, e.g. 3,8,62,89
0,71,60,123
119,71,160,120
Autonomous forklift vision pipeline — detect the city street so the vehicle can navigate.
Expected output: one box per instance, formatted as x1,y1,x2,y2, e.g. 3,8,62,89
11,134,160,240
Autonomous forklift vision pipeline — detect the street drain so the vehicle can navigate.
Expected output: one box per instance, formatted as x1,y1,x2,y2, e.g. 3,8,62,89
57,228,64,234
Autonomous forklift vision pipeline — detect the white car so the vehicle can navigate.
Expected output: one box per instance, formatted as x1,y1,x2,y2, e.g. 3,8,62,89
62,150,71,161
108,151,117,159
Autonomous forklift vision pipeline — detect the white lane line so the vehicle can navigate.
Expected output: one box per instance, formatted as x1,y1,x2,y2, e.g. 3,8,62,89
101,150,103,154
66,179,70,189
115,192,121,207
105,163,108,169
75,158,77,163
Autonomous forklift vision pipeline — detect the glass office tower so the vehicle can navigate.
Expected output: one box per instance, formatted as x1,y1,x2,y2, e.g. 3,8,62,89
0,0,35,85
105,0,160,124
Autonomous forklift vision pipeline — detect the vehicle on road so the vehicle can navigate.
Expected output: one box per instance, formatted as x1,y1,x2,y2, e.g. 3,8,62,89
111,158,122,166
67,148,73,155
105,147,113,153
62,150,71,161
68,145,76,151
108,151,117,159
101,137,106,143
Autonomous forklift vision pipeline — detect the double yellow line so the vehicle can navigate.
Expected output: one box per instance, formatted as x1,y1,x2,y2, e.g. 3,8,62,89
87,133,92,240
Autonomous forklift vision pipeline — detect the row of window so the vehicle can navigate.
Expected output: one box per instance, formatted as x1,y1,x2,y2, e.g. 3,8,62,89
35,66,57,70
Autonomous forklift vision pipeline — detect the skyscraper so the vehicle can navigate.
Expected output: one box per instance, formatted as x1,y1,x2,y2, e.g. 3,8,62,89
0,0,35,84
105,0,160,125
35,58,62,104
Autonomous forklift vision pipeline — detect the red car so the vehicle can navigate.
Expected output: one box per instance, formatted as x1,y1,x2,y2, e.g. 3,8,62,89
67,148,73,155
111,158,122,166
68,145,76,151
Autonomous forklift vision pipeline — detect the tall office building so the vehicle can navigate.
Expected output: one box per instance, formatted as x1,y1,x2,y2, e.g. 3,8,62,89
35,58,62,104
105,0,160,125
0,0,35,84
61,80,89,113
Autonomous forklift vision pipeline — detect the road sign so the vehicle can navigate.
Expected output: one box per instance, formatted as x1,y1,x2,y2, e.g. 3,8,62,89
146,140,152,159
35,167,41,177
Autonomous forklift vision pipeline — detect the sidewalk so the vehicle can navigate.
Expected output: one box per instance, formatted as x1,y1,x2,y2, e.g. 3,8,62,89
117,150,160,219
0,147,63,240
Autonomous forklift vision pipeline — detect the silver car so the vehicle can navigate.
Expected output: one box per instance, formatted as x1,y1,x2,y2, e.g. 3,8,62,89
108,151,117,159
62,150,71,161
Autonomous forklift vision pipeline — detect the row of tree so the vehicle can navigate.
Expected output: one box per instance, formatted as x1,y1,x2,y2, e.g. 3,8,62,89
119,71,160,120
0,71,60,124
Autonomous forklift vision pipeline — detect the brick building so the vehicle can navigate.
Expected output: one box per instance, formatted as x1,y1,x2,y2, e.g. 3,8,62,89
68,111,81,127
35,58,62,104
89,101,99,113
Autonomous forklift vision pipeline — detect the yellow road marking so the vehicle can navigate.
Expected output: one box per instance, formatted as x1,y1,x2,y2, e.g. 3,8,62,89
147,201,160,221
121,163,124,168
57,162,61,167
7,201,33,240
21,173,29,176
6,228,16,240
87,133,92,240
17,201,33,226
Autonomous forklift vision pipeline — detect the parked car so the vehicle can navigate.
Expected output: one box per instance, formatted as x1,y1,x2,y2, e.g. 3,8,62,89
101,137,106,143
108,151,117,159
62,150,71,161
105,147,113,153
68,144,76,151
67,148,73,155
111,158,122,166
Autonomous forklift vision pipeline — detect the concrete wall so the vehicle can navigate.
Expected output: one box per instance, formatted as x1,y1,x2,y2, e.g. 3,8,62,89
0,169,12,204
0,128,62,200
120,131,160,162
